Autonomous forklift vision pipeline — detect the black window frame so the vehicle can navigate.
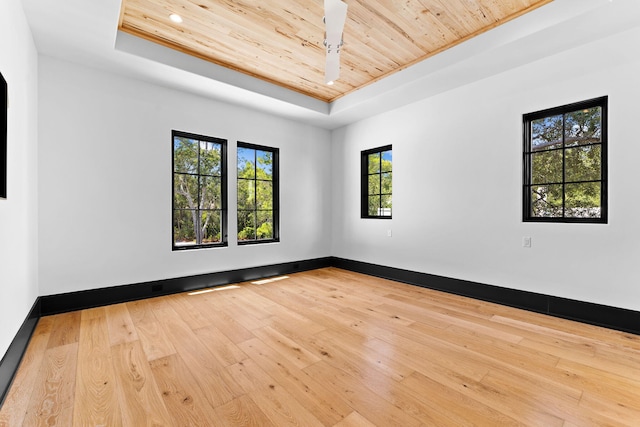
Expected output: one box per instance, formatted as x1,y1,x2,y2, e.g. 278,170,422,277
361,145,392,219
523,96,608,224
1,72,7,199
172,130,228,250
237,141,280,245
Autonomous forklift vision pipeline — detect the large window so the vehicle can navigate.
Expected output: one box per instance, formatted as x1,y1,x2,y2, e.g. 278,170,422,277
361,145,392,218
172,130,227,249
237,142,279,244
523,97,607,223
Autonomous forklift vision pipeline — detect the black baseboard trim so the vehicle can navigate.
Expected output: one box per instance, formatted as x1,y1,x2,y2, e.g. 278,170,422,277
40,257,333,316
0,299,41,408
331,257,640,336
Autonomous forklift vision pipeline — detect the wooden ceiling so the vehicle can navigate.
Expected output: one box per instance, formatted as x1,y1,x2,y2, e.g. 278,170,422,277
118,0,553,103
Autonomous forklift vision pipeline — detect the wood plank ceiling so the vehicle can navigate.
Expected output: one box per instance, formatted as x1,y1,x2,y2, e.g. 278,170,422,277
118,0,553,103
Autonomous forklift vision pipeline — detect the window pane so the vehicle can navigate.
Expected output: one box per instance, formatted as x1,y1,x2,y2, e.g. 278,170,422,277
257,150,273,180
200,210,222,243
565,107,601,147
381,195,392,216
530,185,563,217
173,137,199,173
368,196,380,216
565,183,601,218
381,172,392,194
238,147,255,179
531,150,562,184
381,150,392,172
237,211,256,241
173,174,199,210
200,141,221,176
368,153,380,173
256,180,273,209
201,177,221,209
256,211,273,239
531,115,563,151
368,175,379,195
237,179,255,210
173,210,197,246
565,145,601,183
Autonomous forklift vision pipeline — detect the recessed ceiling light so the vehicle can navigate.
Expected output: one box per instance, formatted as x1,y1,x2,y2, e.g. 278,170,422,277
169,13,183,23
327,80,334,86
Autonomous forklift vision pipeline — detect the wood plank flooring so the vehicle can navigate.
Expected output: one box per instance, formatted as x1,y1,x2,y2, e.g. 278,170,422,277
2,267,640,426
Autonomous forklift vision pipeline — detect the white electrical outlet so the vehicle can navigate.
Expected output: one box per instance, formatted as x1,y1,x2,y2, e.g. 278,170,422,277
387,229,392,237
522,236,532,248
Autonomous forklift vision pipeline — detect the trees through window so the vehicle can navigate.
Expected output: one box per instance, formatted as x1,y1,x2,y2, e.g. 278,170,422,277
172,131,227,249
361,145,392,218
523,97,607,223
237,142,279,244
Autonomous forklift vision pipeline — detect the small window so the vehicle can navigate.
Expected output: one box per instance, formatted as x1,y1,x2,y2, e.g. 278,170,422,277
172,130,227,249
237,142,279,244
523,96,607,223
361,145,392,218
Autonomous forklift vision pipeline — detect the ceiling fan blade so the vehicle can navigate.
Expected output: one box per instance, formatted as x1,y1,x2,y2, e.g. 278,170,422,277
324,0,348,84
324,0,348,45
325,51,340,84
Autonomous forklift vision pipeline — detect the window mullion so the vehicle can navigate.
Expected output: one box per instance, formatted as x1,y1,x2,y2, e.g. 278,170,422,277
196,140,202,244
561,114,566,218
253,151,258,233
378,153,383,211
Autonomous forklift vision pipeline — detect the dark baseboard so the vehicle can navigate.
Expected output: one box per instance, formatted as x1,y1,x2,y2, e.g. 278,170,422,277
40,257,333,316
331,257,640,336
3,255,639,410
0,299,41,408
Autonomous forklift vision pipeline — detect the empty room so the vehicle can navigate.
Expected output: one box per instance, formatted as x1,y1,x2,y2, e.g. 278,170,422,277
2,0,640,425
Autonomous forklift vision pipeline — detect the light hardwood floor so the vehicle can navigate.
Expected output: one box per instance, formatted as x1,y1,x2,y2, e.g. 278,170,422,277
2,267,640,426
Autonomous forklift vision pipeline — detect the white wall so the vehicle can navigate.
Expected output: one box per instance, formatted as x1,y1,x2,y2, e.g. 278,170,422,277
0,0,39,357
38,57,332,296
332,25,640,311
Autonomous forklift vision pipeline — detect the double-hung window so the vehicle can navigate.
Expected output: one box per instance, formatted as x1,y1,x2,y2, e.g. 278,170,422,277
237,142,279,244
172,130,227,249
361,145,392,218
523,96,607,223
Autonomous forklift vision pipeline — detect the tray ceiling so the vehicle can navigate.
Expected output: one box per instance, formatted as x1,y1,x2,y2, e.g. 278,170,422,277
118,0,552,103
